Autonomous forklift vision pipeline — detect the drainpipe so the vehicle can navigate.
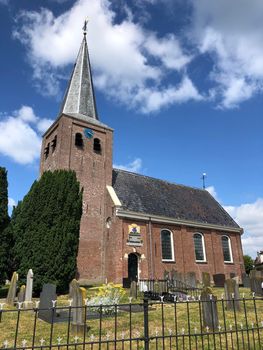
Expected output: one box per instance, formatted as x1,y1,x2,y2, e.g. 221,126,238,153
149,217,154,279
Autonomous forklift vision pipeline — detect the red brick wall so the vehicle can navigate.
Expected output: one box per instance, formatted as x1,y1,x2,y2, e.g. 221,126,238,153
117,219,244,284
40,115,113,284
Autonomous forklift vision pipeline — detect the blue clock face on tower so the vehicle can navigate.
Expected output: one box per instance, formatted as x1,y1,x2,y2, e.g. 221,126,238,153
84,128,94,139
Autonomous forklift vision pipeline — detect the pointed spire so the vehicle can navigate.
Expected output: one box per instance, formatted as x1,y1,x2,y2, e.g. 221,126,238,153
60,20,98,121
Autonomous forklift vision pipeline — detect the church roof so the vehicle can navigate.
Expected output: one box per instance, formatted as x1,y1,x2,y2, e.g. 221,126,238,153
59,30,99,123
112,169,240,229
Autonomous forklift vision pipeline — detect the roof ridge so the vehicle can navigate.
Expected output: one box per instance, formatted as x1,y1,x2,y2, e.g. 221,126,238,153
113,168,206,192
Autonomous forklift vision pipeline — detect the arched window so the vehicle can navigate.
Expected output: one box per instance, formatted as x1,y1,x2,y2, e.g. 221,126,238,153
75,133,83,147
193,233,206,262
221,236,233,262
93,138,101,153
161,230,174,261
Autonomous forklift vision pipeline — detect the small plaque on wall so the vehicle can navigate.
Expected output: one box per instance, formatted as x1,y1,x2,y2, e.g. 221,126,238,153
127,224,143,246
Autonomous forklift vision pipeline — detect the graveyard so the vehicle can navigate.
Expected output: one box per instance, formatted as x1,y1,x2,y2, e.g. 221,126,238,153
0,269,262,349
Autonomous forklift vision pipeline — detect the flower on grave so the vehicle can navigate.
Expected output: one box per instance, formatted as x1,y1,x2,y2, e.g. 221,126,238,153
87,283,125,315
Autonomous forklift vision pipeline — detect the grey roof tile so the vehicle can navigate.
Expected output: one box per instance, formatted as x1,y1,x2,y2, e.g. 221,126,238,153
112,169,240,229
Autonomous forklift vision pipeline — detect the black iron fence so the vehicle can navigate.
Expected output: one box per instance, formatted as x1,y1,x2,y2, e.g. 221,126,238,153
138,278,201,298
0,295,262,349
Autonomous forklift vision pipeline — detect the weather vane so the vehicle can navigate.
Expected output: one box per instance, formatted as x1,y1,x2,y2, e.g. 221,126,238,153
83,17,89,35
201,172,207,189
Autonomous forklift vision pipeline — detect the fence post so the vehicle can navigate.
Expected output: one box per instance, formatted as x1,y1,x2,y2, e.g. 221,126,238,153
143,298,149,350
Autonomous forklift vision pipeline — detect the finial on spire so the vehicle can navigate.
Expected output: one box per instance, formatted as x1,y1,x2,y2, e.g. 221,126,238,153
83,17,89,36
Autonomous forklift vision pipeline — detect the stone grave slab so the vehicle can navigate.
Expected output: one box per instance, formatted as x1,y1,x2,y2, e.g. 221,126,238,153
6,272,18,306
201,287,219,330
213,274,225,288
224,279,240,311
38,284,57,323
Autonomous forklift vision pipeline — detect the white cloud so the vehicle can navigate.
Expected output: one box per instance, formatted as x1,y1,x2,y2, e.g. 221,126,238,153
191,0,263,108
206,185,218,200
14,0,199,113
0,106,53,164
8,197,17,208
114,158,142,173
15,105,38,123
37,118,54,134
224,199,263,258
205,184,263,258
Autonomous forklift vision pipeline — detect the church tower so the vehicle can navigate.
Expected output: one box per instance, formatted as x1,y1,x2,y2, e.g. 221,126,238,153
40,24,113,284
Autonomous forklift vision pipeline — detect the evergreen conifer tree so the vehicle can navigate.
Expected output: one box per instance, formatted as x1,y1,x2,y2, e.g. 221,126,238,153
12,170,82,293
0,167,10,284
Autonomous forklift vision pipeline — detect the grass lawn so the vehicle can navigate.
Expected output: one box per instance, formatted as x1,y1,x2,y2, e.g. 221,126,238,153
0,287,262,349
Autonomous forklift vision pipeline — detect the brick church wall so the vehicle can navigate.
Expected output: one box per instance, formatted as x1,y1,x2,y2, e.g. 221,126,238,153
118,218,244,284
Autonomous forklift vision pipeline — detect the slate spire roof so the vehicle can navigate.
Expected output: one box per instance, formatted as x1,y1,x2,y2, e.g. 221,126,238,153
59,24,98,122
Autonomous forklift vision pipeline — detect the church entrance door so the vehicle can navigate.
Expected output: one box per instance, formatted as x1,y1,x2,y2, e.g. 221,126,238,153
128,253,138,283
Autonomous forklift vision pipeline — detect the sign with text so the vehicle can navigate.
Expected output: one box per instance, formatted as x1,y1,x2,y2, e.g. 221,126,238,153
127,224,143,246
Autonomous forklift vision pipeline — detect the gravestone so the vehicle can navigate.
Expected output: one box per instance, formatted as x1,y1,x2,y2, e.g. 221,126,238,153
186,272,196,288
242,274,250,288
250,277,263,296
202,272,211,287
230,272,236,278
130,281,137,298
224,279,240,311
25,269,33,301
201,287,219,330
38,284,57,322
213,274,225,288
17,285,26,303
232,276,239,285
170,269,177,281
164,270,169,280
154,281,160,293
70,279,87,334
6,272,18,306
159,280,168,294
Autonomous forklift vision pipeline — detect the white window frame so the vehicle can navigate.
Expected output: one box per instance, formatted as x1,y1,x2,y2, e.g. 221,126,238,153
221,235,233,263
161,229,175,262
193,232,207,262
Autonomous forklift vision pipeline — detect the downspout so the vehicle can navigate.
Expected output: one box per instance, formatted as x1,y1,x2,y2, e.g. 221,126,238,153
149,217,154,279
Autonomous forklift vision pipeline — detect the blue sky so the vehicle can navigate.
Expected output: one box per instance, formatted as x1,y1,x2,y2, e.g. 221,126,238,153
0,0,262,257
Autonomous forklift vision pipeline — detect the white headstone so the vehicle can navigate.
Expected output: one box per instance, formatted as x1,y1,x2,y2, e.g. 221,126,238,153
25,269,33,302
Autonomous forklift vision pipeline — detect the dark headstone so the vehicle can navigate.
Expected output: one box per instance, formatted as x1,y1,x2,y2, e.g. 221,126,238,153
202,272,210,287
123,278,130,289
230,272,236,279
186,272,196,288
201,287,219,330
224,279,240,311
38,284,57,322
213,274,226,288
250,277,263,296
242,274,250,288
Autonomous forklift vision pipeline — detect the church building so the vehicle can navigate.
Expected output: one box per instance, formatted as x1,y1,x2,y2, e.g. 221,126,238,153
40,27,245,286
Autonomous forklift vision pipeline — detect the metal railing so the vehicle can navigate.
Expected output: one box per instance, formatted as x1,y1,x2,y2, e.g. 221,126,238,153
0,295,262,349
138,278,202,298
